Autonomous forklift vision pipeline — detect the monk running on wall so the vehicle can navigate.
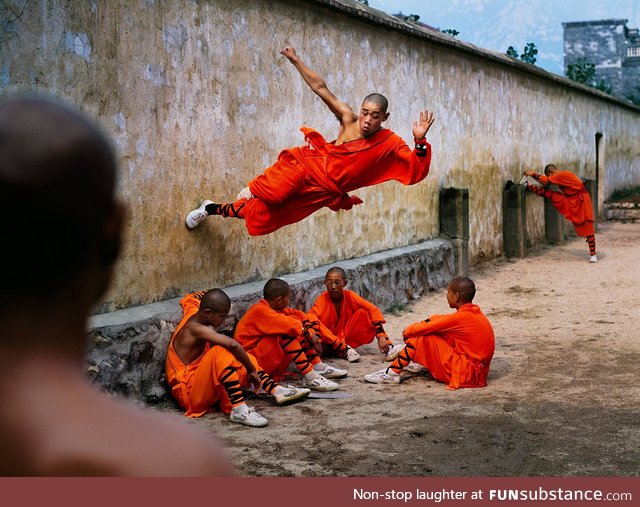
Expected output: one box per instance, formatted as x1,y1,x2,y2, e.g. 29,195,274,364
185,46,436,236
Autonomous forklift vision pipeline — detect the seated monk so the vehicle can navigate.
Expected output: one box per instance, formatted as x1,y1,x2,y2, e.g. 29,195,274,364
234,278,348,391
306,266,403,363
166,288,310,427
364,277,495,389
185,45,435,236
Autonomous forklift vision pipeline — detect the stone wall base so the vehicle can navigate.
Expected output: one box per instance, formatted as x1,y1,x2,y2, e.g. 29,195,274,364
604,202,640,222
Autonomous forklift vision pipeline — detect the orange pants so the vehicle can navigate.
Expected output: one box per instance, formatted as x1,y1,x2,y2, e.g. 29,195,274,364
394,335,489,389
247,334,320,381
176,347,259,417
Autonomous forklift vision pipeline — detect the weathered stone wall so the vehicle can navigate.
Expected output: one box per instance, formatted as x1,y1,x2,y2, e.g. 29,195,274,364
2,0,639,312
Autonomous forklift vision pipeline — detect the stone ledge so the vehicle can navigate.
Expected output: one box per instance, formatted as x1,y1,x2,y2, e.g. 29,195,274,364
87,237,455,403
604,202,640,222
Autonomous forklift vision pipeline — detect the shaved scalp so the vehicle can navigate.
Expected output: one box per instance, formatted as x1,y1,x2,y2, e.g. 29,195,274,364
326,266,347,280
449,277,476,303
544,164,558,176
263,278,290,300
362,93,388,113
0,96,116,298
200,289,231,313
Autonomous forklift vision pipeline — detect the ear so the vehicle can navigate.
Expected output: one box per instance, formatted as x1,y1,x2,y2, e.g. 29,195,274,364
343,278,348,287
383,112,390,122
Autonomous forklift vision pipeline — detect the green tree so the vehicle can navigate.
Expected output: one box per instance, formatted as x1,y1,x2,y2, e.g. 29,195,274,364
505,43,537,65
626,85,640,106
566,58,596,85
506,46,519,58
520,42,538,64
355,0,369,5
565,58,612,95
594,79,612,94
405,14,420,23
442,28,460,37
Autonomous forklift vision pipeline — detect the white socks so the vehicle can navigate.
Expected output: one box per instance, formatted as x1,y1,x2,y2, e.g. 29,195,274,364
231,403,249,416
304,370,321,381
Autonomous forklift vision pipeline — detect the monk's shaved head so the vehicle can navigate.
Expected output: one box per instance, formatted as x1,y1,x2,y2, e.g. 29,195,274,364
544,164,558,176
326,266,347,280
0,96,118,301
449,277,476,303
264,278,290,300
362,93,388,113
200,289,231,313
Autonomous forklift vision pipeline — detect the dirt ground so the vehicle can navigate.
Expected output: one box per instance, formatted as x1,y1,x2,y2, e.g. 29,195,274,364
177,221,640,477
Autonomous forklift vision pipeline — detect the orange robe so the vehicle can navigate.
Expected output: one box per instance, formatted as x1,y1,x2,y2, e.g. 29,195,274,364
165,292,259,417
536,171,594,236
241,126,431,235
307,289,385,349
234,299,312,380
403,303,495,389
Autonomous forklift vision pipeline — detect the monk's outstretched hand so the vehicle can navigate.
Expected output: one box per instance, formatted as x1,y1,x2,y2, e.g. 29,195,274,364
412,110,435,140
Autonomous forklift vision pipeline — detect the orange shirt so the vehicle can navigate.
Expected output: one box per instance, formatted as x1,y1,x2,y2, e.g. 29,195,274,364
536,170,594,236
404,303,495,388
234,299,305,350
307,289,384,347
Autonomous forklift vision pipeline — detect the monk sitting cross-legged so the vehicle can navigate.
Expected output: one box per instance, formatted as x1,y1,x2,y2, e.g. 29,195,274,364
523,164,597,262
234,278,348,392
365,277,495,389
306,266,403,363
185,45,435,236
166,289,310,428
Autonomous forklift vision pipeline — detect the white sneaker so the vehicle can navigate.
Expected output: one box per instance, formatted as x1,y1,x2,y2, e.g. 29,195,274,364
236,187,255,200
303,376,339,392
386,343,404,362
590,255,598,263
229,405,268,427
364,368,402,384
185,200,214,229
346,347,361,363
273,385,311,406
403,362,424,373
316,364,348,379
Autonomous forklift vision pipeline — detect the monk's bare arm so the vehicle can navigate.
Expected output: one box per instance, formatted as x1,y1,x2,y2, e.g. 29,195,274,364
281,46,356,124
194,325,258,376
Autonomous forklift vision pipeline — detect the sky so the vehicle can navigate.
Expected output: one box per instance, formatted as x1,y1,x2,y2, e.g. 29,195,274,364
365,0,640,75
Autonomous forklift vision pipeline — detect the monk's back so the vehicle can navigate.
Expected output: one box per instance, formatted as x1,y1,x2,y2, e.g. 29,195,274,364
0,358,233,476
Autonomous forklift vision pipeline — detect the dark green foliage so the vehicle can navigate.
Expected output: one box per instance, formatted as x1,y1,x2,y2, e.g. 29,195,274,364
566,58,612,95
506,43,537,65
